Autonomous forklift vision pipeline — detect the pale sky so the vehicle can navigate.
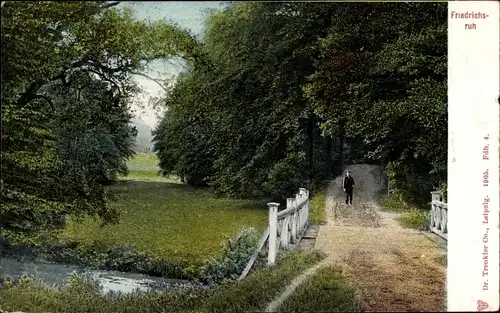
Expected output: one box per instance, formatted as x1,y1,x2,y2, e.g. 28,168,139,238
121,1,227,128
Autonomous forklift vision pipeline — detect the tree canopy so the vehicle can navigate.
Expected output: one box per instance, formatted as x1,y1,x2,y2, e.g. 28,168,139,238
153,2,447,206
0,1,202,242
1,1,448,242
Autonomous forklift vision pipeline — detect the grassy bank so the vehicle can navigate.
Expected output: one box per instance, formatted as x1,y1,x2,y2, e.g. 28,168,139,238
58,153,268,265
277,265,362,312
0,251,325,313
379,194,429,230
309,183,328,225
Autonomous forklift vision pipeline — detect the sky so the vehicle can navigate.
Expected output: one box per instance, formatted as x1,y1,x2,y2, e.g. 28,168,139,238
120,1,227,128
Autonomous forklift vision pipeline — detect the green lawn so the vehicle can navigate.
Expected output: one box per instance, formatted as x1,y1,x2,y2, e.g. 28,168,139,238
123,151,170,181
59,153,268,264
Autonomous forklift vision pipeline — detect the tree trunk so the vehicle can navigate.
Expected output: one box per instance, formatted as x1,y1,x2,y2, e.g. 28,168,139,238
325,133,333,178
308,116,314,181
338,119,346,173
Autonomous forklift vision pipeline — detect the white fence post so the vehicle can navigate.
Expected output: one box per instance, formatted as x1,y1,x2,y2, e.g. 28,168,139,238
431,191,442,202
288,198,297,243
299,188,307,229
430,191,442,229
304,189,310,221
295,192,301,229
429,191,448,240
267,202,279,266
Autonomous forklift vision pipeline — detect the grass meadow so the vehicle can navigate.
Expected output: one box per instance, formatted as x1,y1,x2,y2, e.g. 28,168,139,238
1,153,358,313
59,152,268,264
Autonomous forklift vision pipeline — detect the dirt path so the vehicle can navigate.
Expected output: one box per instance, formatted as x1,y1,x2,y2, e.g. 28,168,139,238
314,164,446,312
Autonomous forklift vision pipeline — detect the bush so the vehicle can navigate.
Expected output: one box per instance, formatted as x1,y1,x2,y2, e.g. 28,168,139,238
201,228,261,285
379,194,430,230
41,240,194,280
398,209,429,230
386,161,441,209
379,194,412,213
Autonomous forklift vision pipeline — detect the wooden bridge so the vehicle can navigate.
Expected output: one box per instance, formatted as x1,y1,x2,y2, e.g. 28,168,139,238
240,188,311,279
240,185,448,289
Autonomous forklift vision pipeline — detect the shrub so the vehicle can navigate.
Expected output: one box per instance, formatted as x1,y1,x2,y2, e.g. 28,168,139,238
201,227,260,285
398,209,429,230
36,240,195,280
379,194,430,230
379,194,412,213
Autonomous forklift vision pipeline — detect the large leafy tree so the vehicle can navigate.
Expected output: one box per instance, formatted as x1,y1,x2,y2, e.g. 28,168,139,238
202,2,341,198
304,2,447,205
154,2,447,208
47,71,138,186
155,2,340,200
1,1,203,242
153,72,214,187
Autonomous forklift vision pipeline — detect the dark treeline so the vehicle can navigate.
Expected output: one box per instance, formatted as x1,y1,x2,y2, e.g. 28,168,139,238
153,2,448,207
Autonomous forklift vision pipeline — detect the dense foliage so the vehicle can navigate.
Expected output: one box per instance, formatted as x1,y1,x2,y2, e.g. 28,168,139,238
0,1,202,242
1,1,448,243
154,2,448,207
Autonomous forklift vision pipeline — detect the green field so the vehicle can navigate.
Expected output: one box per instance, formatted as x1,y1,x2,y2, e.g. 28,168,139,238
59,153,268,264
123,152,167,181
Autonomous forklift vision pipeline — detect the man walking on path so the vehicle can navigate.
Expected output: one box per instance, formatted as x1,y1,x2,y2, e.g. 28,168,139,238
343,170,355,205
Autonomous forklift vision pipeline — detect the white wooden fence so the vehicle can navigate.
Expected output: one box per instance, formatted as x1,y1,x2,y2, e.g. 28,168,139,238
429,191,448,240
239,188,310,279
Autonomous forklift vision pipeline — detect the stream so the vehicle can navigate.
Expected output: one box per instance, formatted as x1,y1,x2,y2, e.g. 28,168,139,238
0,257,195,295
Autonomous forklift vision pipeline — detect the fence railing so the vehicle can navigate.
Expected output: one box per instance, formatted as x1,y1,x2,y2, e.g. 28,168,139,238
429,191,448,240
239,188,310,279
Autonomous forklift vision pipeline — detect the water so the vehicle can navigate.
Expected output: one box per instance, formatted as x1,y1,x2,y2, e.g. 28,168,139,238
0,257,193,294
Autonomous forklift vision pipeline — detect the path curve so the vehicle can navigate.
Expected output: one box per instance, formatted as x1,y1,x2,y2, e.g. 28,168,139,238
264,260,329,312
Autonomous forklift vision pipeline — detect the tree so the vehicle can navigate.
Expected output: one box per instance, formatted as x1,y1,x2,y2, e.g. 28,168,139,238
47,70,138,185
1,1,203,242
155,2,339,200
153,2,448,209
153,72,214,187
304,2,447,206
